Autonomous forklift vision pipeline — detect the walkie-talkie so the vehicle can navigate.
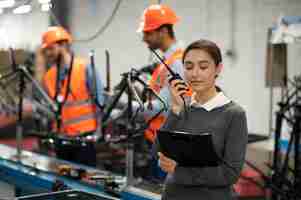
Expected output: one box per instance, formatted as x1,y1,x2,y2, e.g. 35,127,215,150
149,48,189,115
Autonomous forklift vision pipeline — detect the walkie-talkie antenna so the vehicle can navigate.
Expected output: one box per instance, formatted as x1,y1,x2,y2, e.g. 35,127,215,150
149,48,176,77
149,48,188,117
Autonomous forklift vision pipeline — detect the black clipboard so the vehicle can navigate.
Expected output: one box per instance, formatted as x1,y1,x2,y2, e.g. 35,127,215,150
157,129,220,167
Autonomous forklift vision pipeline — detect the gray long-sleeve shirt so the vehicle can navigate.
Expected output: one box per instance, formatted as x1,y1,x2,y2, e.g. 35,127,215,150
155,101,248,200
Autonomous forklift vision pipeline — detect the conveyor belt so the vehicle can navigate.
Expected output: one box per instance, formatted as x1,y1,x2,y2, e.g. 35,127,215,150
0,144,160,200
17,190,117,200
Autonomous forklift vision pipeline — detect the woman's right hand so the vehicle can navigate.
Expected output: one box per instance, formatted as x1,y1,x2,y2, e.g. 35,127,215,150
169,79,188,114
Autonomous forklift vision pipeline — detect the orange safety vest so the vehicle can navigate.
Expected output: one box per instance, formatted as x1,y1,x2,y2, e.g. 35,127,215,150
145,49,192,143
43,58,98,136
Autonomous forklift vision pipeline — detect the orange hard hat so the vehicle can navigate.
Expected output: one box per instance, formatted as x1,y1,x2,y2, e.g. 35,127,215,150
137,4,179,32
41,26,72,49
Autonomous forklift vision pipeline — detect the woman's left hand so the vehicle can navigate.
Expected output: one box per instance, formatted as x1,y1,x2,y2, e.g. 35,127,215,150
158,152,177,174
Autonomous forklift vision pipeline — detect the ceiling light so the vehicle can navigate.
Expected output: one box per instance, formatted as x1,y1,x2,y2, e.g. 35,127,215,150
38,0,51,4
13,4,31,14
41,3,51,12
0,0,15,8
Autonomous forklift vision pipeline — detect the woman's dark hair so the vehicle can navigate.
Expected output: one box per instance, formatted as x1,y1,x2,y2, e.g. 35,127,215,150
182,39,222,65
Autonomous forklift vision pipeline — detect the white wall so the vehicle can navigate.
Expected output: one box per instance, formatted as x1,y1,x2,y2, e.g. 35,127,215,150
1,1,298,135
70,0,150,80
0,6,49,50
68,0,301,135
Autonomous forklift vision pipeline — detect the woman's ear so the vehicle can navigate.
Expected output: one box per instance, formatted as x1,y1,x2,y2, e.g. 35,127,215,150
216,63,223,77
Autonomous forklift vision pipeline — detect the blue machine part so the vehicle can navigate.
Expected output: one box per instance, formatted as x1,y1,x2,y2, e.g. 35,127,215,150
0,144,160,200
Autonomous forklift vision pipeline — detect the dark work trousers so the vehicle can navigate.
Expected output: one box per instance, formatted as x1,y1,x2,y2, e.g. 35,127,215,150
55,139,97,167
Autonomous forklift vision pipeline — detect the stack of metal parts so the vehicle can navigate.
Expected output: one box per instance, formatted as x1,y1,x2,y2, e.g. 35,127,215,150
0,49,33,120
241,75,301,200
0,70,19,116
270,75,301,200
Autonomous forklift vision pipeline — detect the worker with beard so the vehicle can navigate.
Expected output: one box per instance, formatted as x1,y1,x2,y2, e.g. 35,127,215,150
137,4,191,144
41,26,104,167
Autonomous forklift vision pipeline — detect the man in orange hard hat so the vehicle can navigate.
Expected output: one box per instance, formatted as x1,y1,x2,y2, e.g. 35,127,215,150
137,4,190,143
41,26,105,166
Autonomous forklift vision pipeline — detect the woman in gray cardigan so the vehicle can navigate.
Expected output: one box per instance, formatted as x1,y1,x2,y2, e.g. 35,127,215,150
156,39,248,200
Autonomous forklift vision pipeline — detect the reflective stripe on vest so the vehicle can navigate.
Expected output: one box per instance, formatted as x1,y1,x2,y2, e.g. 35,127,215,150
63,112,97,126
64,99,92,107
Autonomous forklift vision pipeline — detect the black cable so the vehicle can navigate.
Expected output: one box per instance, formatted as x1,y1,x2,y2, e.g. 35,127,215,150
61,53,75,107
54,53,74,131
54,53,62,101
74,0,123,43
48,0,122,43
49,8,61,27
